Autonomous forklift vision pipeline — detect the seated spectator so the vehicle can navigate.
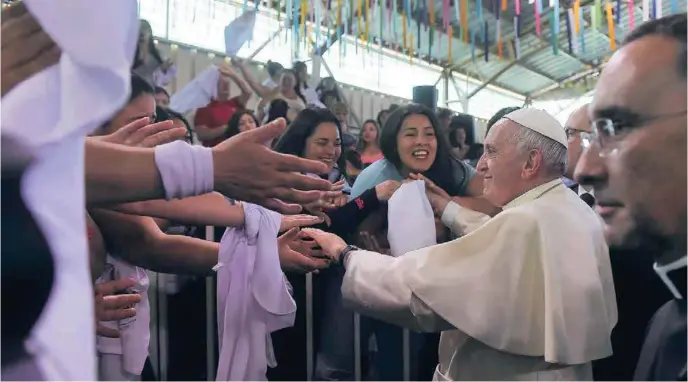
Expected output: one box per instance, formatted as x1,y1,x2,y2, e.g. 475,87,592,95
357,119,383,166
436,107,453,135
320,89,340,110
448,113,474,160
333,102,357,151
224,110,259,140
262,60,284,89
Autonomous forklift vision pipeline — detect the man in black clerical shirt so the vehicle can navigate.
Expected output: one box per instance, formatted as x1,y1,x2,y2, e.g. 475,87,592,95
575,13,687,381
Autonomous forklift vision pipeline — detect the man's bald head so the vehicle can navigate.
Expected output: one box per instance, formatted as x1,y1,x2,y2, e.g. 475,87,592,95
564,103,591,179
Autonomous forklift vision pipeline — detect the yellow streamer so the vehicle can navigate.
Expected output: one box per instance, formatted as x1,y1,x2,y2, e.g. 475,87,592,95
501,0,508,11
409,34,414,64
337,0,341,27
448,26,453,63
460,0,468,42
357,0,363,37
573,0,581,34
402,12,408,49
429,0,435,26
365,0,370,40
605,2,616,51
300,0,307,42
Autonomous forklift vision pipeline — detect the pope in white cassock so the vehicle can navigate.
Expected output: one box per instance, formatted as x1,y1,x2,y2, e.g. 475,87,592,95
301,108,618,380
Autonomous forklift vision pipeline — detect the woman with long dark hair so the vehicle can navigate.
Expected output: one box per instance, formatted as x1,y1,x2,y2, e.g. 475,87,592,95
269,108,401,381
224,110,259,140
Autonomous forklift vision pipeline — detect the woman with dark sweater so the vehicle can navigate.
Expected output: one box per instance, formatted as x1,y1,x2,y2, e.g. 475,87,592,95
268,108,400,381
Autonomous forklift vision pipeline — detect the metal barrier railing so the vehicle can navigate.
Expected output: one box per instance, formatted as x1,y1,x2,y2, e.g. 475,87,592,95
149,225,415,381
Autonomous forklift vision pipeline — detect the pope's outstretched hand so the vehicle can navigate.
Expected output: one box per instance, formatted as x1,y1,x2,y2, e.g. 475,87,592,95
299,228,348,263
212,118,334,214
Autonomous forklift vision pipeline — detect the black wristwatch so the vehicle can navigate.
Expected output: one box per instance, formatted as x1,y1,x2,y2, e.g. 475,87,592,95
338,245,360,267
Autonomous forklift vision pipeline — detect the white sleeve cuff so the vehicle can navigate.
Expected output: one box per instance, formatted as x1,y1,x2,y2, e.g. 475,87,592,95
154,141,214,200
441,200,461,229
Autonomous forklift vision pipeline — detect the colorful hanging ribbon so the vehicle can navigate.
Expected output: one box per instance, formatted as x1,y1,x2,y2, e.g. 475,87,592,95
442,0,450,31
470,28,476,60
409,34,414,64
364,0,370,43
553,0,560,41
566,8,574,53
461,0,468,42
656,0,663,18
402,12,408,49
535,0,542,35
429,0,436,26
484,21,489,62
501,0,508,11
605,2,616,51
477,0,484,25
627,0,635,29
615,0,622,26
448,25,453,62
497,19,503,59
549,11,559,55
243,0,248,12
573,0,580,33
671,0,678,15
514,15,521,59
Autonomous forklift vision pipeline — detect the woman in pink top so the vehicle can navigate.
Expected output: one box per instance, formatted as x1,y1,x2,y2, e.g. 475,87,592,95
357,119,384,166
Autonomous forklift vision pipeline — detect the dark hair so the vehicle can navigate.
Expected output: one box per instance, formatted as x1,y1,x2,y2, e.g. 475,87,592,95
225,110,259,140
448,113,475,147
380,104,460,195
316,76,337,93
156,106,193,143
376,109,390,127
356,119,380,151
623,13,687,77
281,69,307,104
293,61,309,88
266,99,290,124
273,107,347,179
130,72,156,102
437,108,453,120
154,86,170,98
266,60,284,78
133,20,164,69
486,106,521,134
319,89,341,105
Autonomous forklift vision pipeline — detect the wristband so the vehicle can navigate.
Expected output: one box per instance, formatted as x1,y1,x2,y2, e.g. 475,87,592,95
154,141,214,200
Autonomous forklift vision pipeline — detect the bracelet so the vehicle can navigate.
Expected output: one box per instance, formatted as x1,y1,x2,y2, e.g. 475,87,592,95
154,141,214,200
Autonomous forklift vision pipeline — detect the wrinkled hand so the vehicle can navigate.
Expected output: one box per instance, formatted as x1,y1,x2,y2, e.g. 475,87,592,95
1,2,62,97
374,180,401,201
94,278,141,338
279,214,323,233
278,228,330,273
299,228,348,263
359,231,391,255
409,173,451,216
212,118,332,214
93,117,186,148
218,63,238,78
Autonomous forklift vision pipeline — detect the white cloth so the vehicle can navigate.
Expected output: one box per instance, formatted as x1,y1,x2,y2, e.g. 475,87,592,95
224,10,257,58
0,1,139,379
341,179,617,380
387,180,436,257
215,202,296,381
169,65,220,114
96,256,151,377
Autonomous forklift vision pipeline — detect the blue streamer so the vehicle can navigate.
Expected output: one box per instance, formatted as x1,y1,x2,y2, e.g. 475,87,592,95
553,0,560,36
405,0,411,26
651,0,657,18
549,11,558,55
484,20,489,62
671,0,678,13
565,9,573,53
477,0,483,22
536,0,542,13
243,0,248,12
471,29,476,60
615,0,621,26
255,0,259,10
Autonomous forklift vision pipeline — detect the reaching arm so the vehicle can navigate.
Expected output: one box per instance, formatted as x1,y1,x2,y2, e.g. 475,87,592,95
109,192,245,227
341,250,454,332
193,124,227,142
220,66,253,106
85,139,165,205
90,208,219,275
440,200,492,236
234,61,274,98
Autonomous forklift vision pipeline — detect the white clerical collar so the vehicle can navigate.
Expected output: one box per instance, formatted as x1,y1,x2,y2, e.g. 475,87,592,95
503,178,563,210
653,255,687,300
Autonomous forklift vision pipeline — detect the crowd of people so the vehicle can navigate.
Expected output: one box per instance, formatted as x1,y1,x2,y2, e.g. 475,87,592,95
3,0,686,381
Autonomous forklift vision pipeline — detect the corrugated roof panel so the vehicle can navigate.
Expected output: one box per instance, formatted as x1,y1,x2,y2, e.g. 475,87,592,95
522,48,585,79
495,65,557,94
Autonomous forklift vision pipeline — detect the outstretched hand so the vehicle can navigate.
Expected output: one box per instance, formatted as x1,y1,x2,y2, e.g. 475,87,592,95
278,228,330,274
279,214,323,233
298,228,348,263
93,117,186,148
94,278,142,338
409,173,451,216
212,118,333,215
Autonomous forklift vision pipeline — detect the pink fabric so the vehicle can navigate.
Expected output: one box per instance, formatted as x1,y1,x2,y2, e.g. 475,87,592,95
215,203,296,381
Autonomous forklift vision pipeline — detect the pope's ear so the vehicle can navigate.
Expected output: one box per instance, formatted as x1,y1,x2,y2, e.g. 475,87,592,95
522,149,543,179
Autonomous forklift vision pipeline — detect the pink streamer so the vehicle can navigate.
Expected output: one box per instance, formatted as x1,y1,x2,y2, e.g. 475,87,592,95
443,0,450,31
535,1,541,35
515,0,521,15
627,0,635,29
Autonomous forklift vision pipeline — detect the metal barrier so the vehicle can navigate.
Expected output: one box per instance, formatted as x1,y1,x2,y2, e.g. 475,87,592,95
149,225,415,381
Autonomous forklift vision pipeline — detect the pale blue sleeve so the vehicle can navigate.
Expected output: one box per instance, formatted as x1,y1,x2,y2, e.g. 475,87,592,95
349,159,401,200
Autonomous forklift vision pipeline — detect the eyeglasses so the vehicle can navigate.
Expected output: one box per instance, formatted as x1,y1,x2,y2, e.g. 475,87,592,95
565,127,592,149
584,110,687,155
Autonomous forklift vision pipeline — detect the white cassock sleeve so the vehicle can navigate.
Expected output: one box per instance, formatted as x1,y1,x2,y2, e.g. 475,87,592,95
342,250,454,333
440,200,491,236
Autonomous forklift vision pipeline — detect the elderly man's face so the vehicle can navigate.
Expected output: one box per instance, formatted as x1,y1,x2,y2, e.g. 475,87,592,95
574,35,687,258
564,104,591,179
476,120,528,206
